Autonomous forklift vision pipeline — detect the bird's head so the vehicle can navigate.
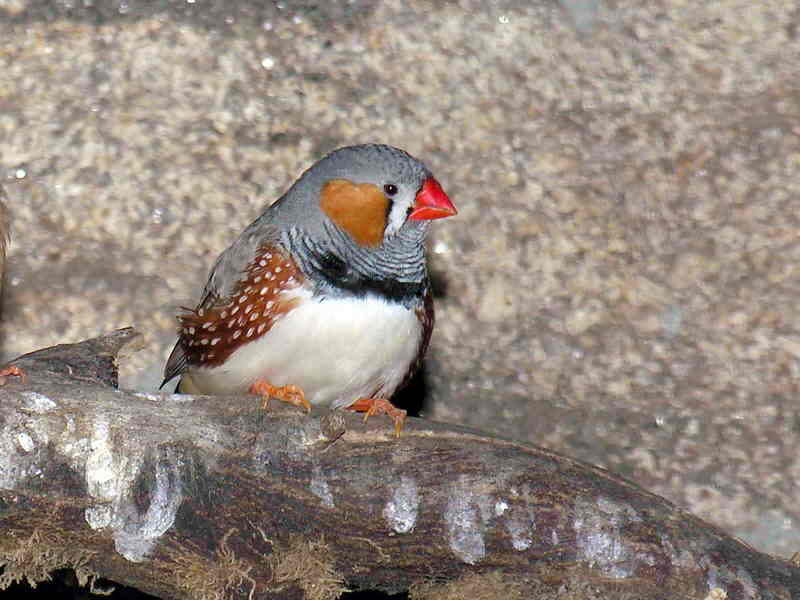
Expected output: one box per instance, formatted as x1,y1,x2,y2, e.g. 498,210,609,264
277,144,456,250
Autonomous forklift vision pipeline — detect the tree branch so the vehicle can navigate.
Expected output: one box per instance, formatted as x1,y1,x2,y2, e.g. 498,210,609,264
0,329,797,599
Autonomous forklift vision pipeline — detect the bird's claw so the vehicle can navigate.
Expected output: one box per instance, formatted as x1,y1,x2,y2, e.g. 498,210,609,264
251,380,311,413
350,397,407,437
0,365,24,386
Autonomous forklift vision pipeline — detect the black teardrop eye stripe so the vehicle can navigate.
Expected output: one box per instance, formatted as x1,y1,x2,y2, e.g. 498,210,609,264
385,197,394,222
383,184,397,222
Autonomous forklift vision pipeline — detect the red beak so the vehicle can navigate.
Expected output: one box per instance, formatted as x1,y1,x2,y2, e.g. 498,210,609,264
408,177,457,221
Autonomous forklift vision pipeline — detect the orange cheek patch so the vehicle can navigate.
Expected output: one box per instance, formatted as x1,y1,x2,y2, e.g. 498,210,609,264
320,179,389,247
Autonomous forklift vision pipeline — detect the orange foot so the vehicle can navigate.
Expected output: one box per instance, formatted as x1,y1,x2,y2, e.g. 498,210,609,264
250,380,311,413
0,365,24,386
347,397,407,437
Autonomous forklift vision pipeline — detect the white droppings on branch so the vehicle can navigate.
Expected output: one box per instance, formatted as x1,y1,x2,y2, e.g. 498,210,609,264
0,416,41,486
383,475,419,534
16,431,35,453
113,450,184,562
310,465,334,508
573,497,652,579
496,491,537,552
58,415,92,471
21,391,57,413
574,520,630,578
498,484,539,552
444,475,487,565
506,514,532,551
85,416,125,520
82,415,183,562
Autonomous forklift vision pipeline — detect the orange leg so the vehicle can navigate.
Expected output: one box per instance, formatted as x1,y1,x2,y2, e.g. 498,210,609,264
347,397,407,437
0,365,24,386
250,379,311,413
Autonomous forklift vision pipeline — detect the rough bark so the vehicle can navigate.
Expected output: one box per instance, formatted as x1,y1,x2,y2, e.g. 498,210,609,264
0,329,797,600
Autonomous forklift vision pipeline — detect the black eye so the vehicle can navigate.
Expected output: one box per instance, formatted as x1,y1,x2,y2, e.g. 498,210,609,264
384,184,398,196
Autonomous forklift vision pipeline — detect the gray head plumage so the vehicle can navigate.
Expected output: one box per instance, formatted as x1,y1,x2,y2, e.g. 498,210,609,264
267,144,433,243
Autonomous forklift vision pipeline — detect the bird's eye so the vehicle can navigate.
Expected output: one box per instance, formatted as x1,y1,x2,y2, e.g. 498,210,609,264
384,183,398,196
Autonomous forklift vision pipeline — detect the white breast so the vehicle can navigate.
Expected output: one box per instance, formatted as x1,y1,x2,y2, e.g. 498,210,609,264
182,288,423,409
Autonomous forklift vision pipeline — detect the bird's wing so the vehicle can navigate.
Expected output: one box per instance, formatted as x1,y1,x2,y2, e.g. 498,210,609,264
161,224,302,387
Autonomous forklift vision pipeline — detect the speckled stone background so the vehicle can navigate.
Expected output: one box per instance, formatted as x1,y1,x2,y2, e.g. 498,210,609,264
2,0,799,559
